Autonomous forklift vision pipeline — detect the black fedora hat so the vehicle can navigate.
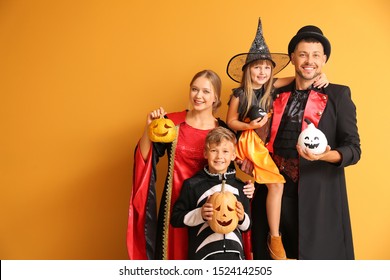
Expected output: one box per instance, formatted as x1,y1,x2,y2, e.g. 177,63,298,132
227,18,290,83
288,25,331,61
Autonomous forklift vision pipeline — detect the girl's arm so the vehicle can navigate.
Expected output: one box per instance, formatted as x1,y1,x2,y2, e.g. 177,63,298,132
313,73,329,88
274,73,329,89
273,77,294,88
226,96,267,131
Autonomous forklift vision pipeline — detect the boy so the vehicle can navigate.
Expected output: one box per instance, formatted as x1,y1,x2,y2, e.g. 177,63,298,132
171,127,251,260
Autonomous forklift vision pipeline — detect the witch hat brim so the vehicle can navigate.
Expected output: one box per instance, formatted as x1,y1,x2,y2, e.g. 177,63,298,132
226,18,290,83
227,52,290,83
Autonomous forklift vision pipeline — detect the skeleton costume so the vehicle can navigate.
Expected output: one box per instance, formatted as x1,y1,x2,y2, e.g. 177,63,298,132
171,167,251,260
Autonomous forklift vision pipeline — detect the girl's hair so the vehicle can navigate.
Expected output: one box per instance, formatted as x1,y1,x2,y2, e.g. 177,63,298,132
205,127,236,151
190,69,222,113
240,60,274,117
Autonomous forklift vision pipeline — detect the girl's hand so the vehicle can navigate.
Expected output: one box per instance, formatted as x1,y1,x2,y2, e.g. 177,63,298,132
236,201,244,221
313,73,329,88
243,180,255,199
249,114,268,129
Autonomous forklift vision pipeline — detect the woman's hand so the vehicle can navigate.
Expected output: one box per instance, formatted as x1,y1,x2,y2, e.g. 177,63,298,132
147,107,166,125
139,106,166,160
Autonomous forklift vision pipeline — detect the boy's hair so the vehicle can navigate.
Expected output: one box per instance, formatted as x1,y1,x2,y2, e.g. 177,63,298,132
205,127,236,151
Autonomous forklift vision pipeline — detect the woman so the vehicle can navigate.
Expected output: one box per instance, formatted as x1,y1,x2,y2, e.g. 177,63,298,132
127,70,254,260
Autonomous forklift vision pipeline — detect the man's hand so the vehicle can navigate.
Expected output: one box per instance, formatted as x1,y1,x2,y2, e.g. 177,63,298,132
236,158,254,176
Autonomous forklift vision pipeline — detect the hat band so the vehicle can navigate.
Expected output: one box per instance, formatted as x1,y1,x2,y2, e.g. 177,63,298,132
243,53,276,70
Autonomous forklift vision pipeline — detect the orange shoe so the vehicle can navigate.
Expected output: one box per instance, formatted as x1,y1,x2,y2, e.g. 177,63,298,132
267,234,287,260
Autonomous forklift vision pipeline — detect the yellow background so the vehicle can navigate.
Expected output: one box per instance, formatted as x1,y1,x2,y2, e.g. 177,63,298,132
1,0,389,259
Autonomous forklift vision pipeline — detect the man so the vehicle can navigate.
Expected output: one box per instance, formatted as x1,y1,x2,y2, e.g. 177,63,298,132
250,25,361,260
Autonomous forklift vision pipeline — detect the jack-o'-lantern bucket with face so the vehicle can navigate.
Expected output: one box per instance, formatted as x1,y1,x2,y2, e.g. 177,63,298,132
148,116,177,143
297,119,328,155
208,180,238,234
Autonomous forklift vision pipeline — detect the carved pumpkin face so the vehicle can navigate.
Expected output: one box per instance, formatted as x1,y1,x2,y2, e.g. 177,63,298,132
148,118,177,143
297,121,328,155
208,181,238,234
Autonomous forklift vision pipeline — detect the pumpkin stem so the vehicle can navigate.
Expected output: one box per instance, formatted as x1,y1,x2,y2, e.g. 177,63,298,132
221,180,226,192
304,118,312,125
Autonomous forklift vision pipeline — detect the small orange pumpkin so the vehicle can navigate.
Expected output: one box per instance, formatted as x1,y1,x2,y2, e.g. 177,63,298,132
148,117,177,143
208,180,238,234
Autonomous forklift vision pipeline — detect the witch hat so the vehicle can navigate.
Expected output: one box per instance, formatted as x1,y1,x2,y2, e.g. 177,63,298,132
226,18,290,83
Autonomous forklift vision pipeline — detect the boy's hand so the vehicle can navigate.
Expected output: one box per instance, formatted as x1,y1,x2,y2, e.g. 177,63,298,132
201,197,214,221
236,201,244,221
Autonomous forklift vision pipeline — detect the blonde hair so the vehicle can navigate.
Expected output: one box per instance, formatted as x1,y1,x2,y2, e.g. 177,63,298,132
189,69,222,113
240,60,274,117
205,127,236,151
